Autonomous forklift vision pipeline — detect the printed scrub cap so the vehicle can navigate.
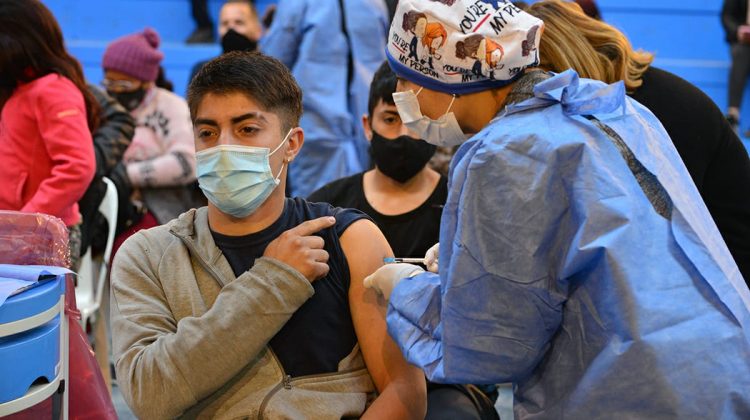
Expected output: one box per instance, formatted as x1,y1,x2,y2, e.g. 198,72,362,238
387,0,543,94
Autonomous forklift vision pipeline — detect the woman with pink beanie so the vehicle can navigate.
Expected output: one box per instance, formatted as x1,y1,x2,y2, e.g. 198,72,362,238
101,28,198,249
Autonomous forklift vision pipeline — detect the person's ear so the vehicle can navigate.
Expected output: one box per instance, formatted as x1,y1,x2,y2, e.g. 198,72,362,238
284,127,304,163
362,114,373,142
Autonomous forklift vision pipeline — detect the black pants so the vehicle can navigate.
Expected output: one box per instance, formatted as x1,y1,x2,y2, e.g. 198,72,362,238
425,384,500,420
729,43,750,109
191,0,211,29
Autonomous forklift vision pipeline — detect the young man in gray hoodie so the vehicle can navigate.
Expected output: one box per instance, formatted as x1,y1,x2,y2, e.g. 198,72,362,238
110,51,426,419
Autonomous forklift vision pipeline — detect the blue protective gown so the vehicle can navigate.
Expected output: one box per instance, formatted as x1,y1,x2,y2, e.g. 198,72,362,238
387,70,750,419
260,0,388,198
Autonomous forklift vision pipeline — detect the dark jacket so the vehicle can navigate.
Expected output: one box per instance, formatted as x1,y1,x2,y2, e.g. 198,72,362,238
722,0,747,43
78,84,135,253
629,67,750,284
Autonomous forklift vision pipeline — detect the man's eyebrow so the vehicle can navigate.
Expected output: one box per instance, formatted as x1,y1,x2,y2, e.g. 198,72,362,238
231,112,268,125
194,118,218,127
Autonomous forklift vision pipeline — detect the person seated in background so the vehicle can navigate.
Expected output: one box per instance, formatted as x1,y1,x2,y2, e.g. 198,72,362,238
0,0,97,270
101,28,199,253
310,62,446,260
110,51,426,419
524,0,750,285
309,61,497,420
188,0,263,86
77,84,135,257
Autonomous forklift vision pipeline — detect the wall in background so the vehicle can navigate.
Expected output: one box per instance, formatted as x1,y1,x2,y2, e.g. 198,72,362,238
597,0,732,113
44,0,276,95
44,0,745,133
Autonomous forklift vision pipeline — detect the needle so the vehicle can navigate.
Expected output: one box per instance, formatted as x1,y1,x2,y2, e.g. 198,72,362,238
383,257,424,264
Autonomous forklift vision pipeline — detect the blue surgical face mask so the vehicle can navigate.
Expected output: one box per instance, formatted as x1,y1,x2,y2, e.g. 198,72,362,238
196,129,292,218
392,87,467,148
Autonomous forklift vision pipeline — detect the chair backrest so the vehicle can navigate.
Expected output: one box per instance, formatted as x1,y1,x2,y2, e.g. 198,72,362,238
93,177,118,308
75,177,119,327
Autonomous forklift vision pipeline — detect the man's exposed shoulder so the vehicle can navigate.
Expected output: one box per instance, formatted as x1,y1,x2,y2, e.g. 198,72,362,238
339,217,391,269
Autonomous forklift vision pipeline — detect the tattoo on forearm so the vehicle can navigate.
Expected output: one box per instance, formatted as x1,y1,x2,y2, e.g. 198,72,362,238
173,151,194,182
139,160,156,187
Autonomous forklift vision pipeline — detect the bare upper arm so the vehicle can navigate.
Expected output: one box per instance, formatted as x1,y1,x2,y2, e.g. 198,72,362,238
340,219,425,392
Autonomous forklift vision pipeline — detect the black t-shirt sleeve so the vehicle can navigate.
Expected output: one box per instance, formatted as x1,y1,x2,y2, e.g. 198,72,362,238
326,203,373,237
299,196,373,239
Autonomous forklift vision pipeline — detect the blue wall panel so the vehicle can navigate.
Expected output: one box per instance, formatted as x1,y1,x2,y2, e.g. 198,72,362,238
43,0,273,95
39,0,750,149
44,0,276,43
596,1,741,120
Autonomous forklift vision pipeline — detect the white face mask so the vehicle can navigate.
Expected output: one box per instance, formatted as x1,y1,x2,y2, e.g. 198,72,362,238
392,87,467,148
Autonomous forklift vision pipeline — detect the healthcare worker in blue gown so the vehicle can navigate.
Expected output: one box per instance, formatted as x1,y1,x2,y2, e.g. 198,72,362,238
260,0,389,197
364,1,750,418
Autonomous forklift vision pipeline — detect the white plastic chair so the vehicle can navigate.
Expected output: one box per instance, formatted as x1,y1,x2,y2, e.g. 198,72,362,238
76,176,118,329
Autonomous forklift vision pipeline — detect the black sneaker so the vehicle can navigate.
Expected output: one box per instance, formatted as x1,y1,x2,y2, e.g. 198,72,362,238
727,114,740,135
186,27,215,44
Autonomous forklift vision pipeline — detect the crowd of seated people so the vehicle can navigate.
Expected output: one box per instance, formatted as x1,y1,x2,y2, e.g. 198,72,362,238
2,0,750,419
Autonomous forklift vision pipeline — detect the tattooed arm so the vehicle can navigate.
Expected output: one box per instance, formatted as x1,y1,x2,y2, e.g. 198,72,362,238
126,91,196,188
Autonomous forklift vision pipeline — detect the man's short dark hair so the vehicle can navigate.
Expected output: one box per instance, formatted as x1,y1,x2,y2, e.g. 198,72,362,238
367,61,397,117
224,0,257,16
187,51,302,132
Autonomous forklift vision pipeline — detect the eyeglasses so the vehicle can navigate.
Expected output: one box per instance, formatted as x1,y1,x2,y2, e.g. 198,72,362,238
101,78,141,92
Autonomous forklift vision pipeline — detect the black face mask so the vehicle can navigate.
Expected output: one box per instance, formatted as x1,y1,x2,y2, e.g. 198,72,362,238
221,28,258,53
109,89,147,112
370,130,437,183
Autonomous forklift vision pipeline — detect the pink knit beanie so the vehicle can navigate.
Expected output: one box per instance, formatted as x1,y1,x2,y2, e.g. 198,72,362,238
102,28,164,82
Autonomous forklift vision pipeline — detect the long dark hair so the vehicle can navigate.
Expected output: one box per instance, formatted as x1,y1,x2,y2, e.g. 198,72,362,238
155,67,174,92
0,0,99,131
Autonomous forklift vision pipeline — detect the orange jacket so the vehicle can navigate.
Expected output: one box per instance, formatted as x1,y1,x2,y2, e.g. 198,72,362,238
0,74,95,226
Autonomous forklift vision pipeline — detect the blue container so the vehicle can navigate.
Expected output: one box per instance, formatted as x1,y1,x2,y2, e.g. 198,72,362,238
0,275,65,404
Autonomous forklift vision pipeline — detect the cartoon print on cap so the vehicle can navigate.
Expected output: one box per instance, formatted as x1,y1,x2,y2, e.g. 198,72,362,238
403,11,448,69
456,35,504,79
477,0,507,9
522,25,540,58
386,0,543,93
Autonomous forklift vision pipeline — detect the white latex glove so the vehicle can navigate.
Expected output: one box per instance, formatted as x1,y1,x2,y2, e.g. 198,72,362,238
363,263,424,301
424,243,440,273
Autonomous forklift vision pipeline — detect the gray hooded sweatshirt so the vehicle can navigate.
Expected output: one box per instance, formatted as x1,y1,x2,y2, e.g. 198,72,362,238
111,207,376,419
